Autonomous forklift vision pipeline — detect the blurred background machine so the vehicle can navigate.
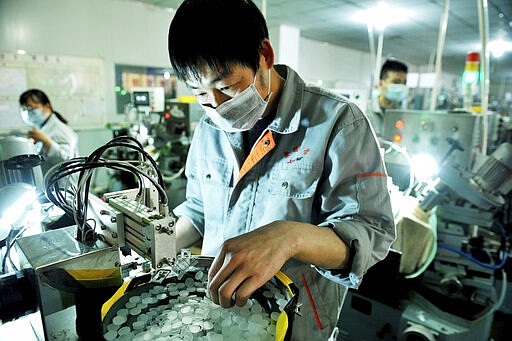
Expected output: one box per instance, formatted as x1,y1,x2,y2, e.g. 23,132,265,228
338,109,511,341
101,87,204,210
381,110,486,191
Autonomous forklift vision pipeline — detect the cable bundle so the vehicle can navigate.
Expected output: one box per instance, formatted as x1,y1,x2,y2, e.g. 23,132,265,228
44,136,168,242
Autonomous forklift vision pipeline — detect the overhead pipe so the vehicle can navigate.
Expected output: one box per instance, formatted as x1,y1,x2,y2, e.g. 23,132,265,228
477,0,490,155
374,29,385,95
367,24,377,98
429,0,450,112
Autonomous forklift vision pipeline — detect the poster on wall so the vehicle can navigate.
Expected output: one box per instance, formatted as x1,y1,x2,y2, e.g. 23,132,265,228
114,64,177,114
0,52,106,132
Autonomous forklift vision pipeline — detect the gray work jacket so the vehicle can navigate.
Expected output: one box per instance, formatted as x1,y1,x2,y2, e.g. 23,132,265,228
174,65,396,340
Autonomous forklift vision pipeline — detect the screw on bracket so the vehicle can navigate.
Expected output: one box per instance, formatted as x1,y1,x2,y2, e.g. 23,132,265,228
294,303,303,317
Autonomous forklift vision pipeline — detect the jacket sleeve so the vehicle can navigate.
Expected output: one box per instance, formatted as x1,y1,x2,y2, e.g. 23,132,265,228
44,125,78,164
173,124,206,236
314,102,396,288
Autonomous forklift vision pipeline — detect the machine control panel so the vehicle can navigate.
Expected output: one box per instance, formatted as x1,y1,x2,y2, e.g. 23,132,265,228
132,87,165,112
382,110,481,170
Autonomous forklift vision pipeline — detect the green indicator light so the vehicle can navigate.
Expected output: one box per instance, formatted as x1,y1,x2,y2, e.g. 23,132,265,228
120,90,127,96
463,71,478,84
115,86,121,92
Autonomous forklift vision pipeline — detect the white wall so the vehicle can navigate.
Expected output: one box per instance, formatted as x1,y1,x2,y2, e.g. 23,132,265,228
0,0,174,122
0,0,175,153
269,24,300,71
298,38,374,91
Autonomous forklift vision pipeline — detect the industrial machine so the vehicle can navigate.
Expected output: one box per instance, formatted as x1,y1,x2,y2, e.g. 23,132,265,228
103,89,194,210
381,109,490,191
131,87,166,113
0,136,44,244
339,110,511,341
2,136,183,340
0,135,44,191
4,135,296,340
0,136,48,336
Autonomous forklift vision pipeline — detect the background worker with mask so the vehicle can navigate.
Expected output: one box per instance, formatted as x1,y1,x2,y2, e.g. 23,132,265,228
19,89,79,174
367,58,409,136
168,0,396,339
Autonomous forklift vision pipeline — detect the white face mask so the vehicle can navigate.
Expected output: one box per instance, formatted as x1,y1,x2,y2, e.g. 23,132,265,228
20,107,47,127
202,69,272,133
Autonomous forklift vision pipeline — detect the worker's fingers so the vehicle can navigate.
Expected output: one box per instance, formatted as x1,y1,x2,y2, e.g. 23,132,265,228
215,270,250,308
234,276,260,307
208,250,239,305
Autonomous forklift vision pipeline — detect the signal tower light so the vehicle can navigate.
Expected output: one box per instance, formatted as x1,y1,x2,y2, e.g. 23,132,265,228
463,52,480,110
463,52,479,84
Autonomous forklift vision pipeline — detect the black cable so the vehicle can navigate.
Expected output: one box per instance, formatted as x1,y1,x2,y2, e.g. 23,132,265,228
1,226,29,273
44,143,168,243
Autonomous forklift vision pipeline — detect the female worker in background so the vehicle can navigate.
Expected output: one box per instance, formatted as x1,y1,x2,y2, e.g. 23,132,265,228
19,89,79,174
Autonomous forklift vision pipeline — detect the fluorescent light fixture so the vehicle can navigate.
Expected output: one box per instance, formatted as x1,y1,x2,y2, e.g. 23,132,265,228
407,73,420,88
488,39,512,58
419,73,436,88
355,2,412,31
16,49,26,55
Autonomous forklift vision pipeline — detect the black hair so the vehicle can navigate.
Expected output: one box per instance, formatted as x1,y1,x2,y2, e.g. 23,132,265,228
380,58,408,80
19,88,68,124
168,0,269,81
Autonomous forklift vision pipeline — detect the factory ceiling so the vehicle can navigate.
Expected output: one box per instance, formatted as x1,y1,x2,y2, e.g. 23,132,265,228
126,0,512,85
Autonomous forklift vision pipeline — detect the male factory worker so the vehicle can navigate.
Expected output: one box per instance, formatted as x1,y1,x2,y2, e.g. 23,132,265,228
366,58,408,136
169,0,396,339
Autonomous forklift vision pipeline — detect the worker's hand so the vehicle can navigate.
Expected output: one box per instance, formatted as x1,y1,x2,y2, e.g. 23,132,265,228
27,129,51,150
207,221,296,308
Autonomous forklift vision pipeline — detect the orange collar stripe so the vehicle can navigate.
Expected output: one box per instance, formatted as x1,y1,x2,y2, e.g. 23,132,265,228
237,130,275,182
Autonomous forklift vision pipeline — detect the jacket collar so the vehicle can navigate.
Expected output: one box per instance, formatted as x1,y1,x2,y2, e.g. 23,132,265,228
267,65,303,135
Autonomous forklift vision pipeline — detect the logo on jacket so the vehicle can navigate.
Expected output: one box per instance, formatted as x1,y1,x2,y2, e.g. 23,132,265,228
284,147,310,164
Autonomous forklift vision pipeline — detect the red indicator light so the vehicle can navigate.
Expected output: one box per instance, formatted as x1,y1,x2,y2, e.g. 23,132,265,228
164,112,171,119
393,134,402,142
395,120,405,129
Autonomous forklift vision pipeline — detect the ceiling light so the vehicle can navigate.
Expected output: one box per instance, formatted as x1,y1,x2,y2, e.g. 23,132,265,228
488,39,512,58
354,2,412,31
16,49,26,55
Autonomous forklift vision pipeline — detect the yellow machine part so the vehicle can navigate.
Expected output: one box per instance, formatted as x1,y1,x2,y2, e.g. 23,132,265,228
101,273,151,320
66,268,122,288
